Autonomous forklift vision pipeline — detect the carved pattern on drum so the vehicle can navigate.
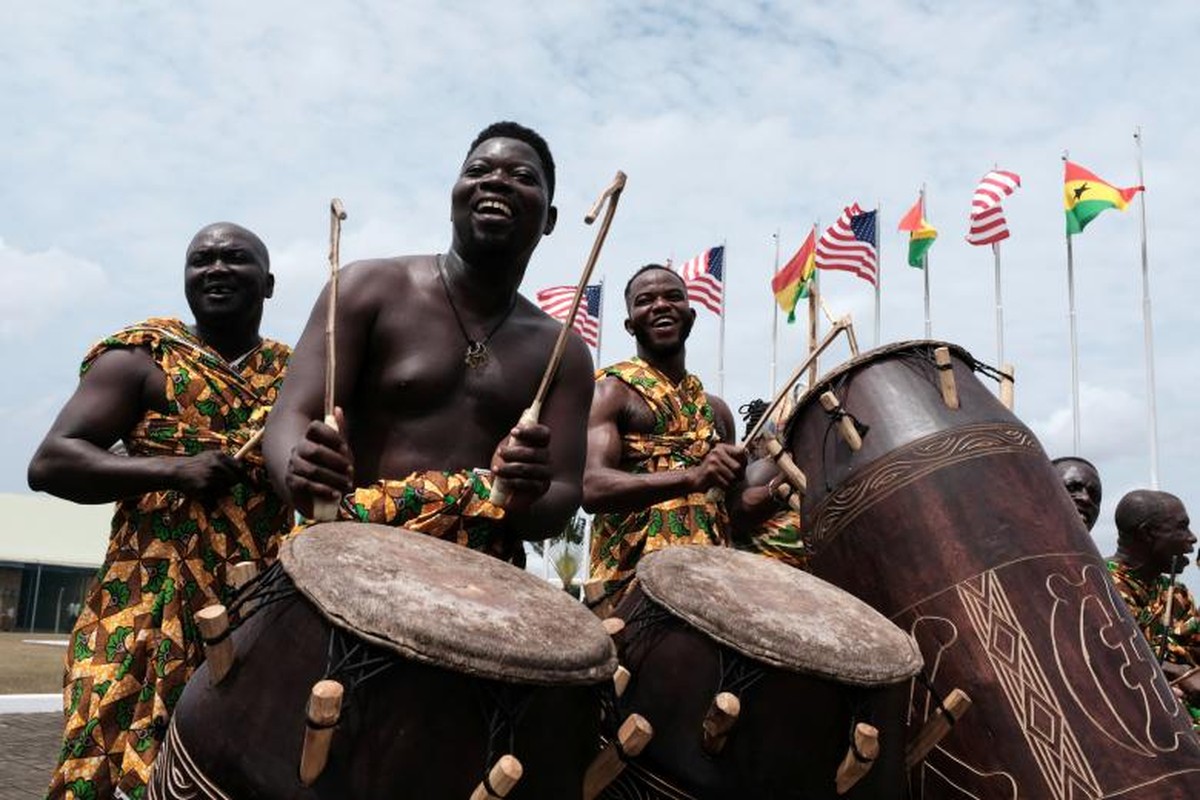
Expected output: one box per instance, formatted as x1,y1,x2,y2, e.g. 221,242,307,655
957,570,1102,800
810,423,1040,547
1047,563,1195,757
147,721,233,800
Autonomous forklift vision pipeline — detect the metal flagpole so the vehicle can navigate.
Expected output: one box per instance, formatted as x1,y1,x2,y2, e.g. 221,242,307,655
770,230,780,394
920,186,931,338
717,240,727,398
808,222,820,387
1064,151,1081,455
594,278,605,368
1135,126,1160,488
993,242,1004,366
874,202,882,347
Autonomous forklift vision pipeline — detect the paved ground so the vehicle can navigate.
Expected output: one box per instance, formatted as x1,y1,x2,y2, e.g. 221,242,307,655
0,713,58,799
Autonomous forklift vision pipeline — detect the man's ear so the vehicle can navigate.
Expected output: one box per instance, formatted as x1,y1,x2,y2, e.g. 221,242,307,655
543,205,558,236
624,317,635,336
689,307,697,325
264,272,275,300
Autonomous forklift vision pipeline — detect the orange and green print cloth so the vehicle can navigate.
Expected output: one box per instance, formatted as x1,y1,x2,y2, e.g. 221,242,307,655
319,469,519,564
47,318,292,800
737,509,809,572
589,358,727,595
1107,559,1200,728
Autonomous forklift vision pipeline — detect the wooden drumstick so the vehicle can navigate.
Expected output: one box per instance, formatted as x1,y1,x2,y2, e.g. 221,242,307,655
489,171,627,508
195,605,234,685
933,347,960,410
582,713,653,800
835,722,879,794
469,754,523,800
764,439,807,495
700,691,740,755
299,679,344,786
905,688,971,768
313,198,348,523
819,391,863,451
999,363,1015,410
233,427,265,461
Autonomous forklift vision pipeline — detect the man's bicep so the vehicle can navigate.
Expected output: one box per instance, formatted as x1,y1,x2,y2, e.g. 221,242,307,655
587,379,626,471
45,349,153,448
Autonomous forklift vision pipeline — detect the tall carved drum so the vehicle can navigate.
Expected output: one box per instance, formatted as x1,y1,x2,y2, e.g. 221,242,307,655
604,546,923,799
150,522,618,799
786,341,1200,799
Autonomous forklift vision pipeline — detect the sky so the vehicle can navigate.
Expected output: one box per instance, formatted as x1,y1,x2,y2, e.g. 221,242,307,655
2,2,1198,586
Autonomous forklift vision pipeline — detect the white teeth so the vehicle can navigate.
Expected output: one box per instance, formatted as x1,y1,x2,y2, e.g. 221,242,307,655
477,199,512,216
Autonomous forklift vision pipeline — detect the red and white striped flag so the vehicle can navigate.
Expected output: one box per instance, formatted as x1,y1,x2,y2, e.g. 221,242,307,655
966,170,1021,246
815,204,878,286
535,284,602,347
678,245,725,315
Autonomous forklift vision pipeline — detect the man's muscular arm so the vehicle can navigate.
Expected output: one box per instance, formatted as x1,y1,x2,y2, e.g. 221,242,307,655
582,379,745,515
28,348,245,503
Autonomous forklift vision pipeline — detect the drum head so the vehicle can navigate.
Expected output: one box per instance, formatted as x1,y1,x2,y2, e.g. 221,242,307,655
636,547,923,686
280,523,617,685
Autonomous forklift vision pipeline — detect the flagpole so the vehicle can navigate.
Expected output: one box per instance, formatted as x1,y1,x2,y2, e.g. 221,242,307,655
808,223,819,387
1064,151,1081,455
921,185,931,338
1135,126,1160,488
595,278,605,368
874,201,882,347
770,230,780,394
993,242,1004,365
717,240,727,398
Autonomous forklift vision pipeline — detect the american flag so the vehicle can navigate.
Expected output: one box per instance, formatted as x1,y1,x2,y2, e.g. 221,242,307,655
815,204,878,286
967,170,1021,246
678,245,725,315
535,284,603,347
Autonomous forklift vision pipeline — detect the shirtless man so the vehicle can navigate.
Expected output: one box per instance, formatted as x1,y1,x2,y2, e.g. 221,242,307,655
584,264,745,599
263,121,593,561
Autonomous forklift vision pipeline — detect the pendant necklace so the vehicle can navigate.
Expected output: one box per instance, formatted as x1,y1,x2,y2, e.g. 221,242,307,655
436,255,517,369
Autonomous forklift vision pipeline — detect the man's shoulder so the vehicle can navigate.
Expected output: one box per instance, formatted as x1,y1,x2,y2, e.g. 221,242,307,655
81,317,181,375
340,256,428,295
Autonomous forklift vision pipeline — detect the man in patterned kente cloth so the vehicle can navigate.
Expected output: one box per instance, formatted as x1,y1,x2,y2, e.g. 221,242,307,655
264,121,592,559
583,264,745,604
1106,489,1200,726
27,222,293,800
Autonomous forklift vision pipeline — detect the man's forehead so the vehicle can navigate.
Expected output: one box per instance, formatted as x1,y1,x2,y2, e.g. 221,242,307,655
188,224,262,253
630,269,685,295
466,137,546,170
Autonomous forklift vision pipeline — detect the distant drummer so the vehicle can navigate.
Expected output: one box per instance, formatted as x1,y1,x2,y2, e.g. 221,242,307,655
263,121,594,563
583,264,745,601
1052,455,1102,532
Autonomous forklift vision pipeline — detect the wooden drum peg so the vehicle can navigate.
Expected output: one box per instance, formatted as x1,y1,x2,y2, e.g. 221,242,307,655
700,692,741,756
835,722,879,794
613,665,631,698
764,439,807,497
934,347,960,410
999,363,1015,410
601,616,626,639
773,481,802,512
195,605,234,685
583,713,653,800
905,688,971,768
228,561,259,591
299,679,344,786
819,391,863,451
469,754,523,800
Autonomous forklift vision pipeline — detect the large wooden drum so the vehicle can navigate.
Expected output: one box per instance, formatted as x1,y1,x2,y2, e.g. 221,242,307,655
786,340,1200,799
149,522,618,799
603,545,923,799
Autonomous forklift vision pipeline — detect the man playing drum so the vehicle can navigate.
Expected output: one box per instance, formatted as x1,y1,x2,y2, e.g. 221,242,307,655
1053,455,1103,532
1106,489,1200,726
264,121,593,561
27,223,293,800
583,264,745,600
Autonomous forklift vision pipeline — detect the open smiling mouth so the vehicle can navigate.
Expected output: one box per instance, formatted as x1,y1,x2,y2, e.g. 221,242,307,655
475,198,513,219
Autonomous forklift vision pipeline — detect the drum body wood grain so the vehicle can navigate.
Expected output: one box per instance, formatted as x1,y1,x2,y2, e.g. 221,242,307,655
150,523,617,800
787,341,1200,799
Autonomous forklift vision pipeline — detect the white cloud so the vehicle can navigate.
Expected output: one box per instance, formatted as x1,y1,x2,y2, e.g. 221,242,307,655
0,238,108,341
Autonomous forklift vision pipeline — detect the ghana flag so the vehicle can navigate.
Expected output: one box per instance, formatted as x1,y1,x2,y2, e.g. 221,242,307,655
897,195,938,268
1064,160,1144,235
772,228,816,323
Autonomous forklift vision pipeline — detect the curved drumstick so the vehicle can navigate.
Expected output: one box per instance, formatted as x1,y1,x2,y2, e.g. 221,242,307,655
489,171,627,508
313,198,348,523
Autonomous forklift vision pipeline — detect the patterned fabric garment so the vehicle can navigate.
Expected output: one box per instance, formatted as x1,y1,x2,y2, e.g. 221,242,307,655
1106,559,1200,726
47,318,292,800
737,509,809,571
589,358,727,595
323,469,519,564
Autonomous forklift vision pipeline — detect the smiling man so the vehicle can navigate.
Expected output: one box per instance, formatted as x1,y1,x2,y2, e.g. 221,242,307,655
28,222,293,799
262,121,592,559
583,264,744,602
1053,455,1102,532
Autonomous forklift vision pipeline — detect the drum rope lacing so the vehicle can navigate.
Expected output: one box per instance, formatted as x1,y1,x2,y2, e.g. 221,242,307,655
475,681,535,793
225,561,297,628
916,670,958,726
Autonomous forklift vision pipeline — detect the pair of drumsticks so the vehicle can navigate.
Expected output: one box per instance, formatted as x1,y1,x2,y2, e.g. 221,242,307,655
300,175,627,518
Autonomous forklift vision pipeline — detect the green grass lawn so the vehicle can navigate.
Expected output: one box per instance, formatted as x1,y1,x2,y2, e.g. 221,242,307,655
0,632,68,694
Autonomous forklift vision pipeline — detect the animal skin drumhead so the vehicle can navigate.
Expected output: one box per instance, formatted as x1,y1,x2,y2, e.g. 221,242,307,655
279,522,617,685
637,546,922,686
